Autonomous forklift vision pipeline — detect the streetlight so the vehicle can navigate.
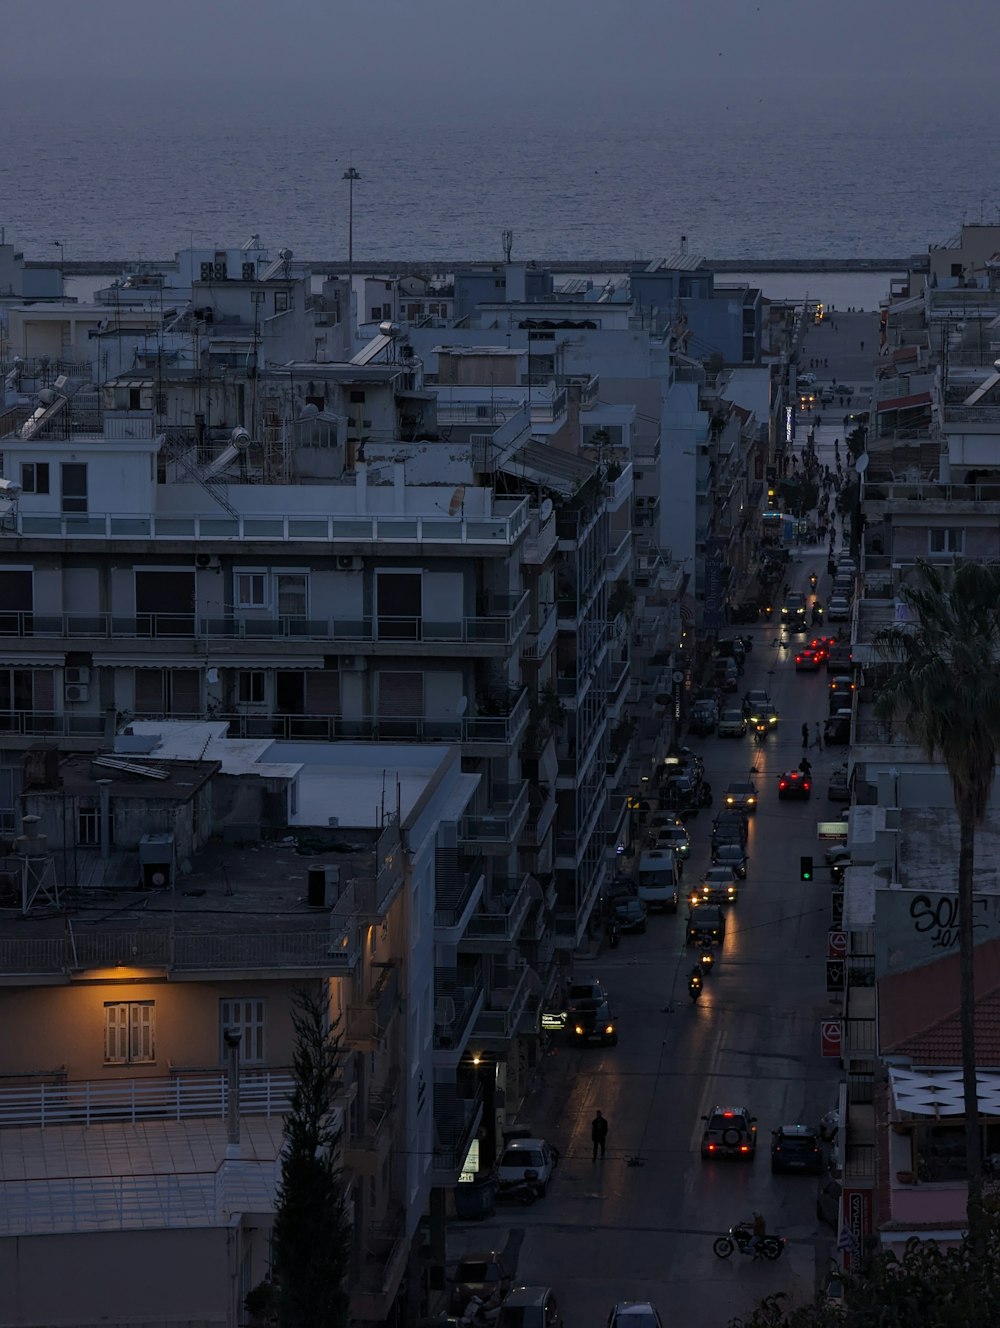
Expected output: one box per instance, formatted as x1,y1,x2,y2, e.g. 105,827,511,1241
52,241,64,266
342,165,361,276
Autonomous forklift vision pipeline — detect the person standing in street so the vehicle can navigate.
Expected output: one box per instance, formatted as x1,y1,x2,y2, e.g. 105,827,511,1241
801,722,809,750
814,722,823,750
591,1109,608,1161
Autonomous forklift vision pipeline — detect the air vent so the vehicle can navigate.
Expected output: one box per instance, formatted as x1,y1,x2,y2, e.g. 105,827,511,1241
64,684,90,703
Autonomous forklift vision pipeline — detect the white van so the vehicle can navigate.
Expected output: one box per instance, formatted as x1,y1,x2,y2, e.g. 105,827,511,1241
636,849,680,913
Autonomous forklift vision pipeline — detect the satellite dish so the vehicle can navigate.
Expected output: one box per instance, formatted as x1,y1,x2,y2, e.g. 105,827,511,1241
854,453,869,474
448,485,466,516
540,498,554,522
456,696,468,716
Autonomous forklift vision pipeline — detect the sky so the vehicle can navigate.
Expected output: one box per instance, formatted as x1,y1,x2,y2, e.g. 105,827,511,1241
5,0,1000,114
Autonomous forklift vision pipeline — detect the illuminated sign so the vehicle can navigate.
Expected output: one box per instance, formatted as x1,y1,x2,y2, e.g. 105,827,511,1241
785,405,794,442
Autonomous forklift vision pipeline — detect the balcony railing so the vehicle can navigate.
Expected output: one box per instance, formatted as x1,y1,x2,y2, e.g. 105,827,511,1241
0,1069,293,1128
0,928,358,976
433,1080,484,1175
522,601,557,661
0,595,531,648
434,864,486,931
459,781,530,848
433,964,484,1055
473,963,534,1041
461,874,535,946
11,501,530,545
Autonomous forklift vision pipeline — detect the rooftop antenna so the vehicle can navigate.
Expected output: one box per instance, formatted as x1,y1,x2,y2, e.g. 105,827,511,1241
502,228,513,263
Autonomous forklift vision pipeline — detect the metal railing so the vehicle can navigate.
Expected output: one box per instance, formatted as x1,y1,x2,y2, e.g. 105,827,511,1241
461,875,535,945
459,781,530,846
0,1069,293,1128
473,963,533,1040
521,602,557,660
11,501,530,545
0,595,531,647
0,929,357,976
433,964,484,1053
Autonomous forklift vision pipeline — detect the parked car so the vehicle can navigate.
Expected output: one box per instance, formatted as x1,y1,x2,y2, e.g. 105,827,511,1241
828,766,850,802
499,1286,564,1328
778,770,812,800
825,709,852,744
827,596,851,622
826,641,854,672
566,977,608,1006
449,1252,512,1315
636,848,680,913
688,699,719,735
612,895,648,934
607,1305,664,1328
817,1176,842,1227
496,1139,559,1198
717,707,747,738
771,1124,824,1174
701,1105,757,1161
654,822,691,860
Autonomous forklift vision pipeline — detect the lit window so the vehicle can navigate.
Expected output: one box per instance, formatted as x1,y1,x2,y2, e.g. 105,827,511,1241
104,1001,155,1064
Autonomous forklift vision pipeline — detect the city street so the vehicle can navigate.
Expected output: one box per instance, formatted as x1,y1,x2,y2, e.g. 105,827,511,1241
449,584,846,1325
446,321,871,1328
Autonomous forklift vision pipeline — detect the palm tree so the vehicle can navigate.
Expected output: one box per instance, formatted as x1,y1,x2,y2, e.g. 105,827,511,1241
873,558,1000,1243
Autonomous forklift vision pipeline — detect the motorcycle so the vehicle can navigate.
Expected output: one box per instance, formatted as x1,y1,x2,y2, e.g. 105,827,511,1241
698,945,716,973
739,634,754,654
753,721,767,745
457,1295,501,1326
688,970,703,1003
712,1223,785,1261
497,1167,542,1206
762,604,773,622
607,917,621,949
809,573,818,591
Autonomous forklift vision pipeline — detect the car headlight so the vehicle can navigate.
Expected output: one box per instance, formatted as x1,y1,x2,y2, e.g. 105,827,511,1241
605,1025,615,1035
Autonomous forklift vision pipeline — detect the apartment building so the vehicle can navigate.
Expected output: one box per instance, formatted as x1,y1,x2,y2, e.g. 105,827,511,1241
0,731,482,1326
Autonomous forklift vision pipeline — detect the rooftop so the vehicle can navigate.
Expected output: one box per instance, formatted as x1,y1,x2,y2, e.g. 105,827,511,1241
0,1117,282,1235
880,935,1000,1066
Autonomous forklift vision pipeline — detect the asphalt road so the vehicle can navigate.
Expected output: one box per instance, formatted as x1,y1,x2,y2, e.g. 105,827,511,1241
449,560,849,1328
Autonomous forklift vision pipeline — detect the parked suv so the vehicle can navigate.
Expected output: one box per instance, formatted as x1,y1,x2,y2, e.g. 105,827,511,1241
700,1106,757,1161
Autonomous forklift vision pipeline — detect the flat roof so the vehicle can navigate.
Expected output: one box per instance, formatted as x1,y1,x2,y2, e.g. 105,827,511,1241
0,1117,282,1235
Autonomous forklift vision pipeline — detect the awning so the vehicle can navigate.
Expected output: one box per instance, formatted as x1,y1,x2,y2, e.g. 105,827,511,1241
102,656,329,670
0,653,63,666
876,391,932,413
889,1065,1000,1117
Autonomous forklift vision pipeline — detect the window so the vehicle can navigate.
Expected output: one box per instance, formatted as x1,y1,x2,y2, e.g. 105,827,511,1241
276,574,307,617
133,668,200,717
21,463,49,494
929,528,964,554
219,998,266,1064
238,670,266,705
235,572,268,608
61,463,88,514
104,1001,155,1064
375,572,421,640
382,303,392,319
370,307,382,321
475,405,490,419
78,804,100,845
274,290,289,314
349,390,366,404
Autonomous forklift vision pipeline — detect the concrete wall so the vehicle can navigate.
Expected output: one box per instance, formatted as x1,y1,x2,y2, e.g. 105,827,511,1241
0,1225,233,1327
0,979,303,1079
874,888,1000,977
4,441,159,518
891,521,1000,561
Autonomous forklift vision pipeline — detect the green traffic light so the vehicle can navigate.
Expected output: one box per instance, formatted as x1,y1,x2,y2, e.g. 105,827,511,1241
800,855,814,882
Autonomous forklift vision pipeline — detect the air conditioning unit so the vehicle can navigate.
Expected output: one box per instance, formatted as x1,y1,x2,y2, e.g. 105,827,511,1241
336,555,363,572
195,553,220,569
339,656,365,671
64,684,90,703
65,666,91,686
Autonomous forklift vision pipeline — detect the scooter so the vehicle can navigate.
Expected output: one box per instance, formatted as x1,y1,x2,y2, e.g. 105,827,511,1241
607,917,621,949
712,1223,785,1261
688,970,704,1003
497,1167,542,1207
754,721,767,745
698,944,716,973
809,572,818,591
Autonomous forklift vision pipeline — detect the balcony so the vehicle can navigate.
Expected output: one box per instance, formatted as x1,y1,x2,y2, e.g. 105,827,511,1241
458,781,530,854
522,511,558,566
10,502,531,548
351,1213,410,1324
433,964,485,1066
605,532,631,581
434,862,486,940
521,601,557,661
522,784,556,848
472,962,535,1042
433,1079,484,1183
345,963,401,1050
0,1069,294,1128
459,874,536,950
346,1085,398,1176
0,594,531,658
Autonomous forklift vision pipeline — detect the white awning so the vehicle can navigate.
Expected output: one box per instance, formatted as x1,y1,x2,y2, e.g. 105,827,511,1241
889,1065,1000,1117
0,654,63,667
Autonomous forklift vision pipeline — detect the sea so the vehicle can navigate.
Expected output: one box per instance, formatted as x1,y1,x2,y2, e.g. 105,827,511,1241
3,77,999,295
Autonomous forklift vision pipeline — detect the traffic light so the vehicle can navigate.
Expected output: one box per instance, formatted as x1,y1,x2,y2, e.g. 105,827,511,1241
800,855,814,882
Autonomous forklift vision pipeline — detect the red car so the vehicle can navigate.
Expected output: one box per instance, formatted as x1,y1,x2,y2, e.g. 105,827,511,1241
795,648,820,672
808,637,830,664
778,770,812,800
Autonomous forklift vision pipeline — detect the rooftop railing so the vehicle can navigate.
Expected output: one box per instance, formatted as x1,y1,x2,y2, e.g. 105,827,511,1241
10,501,530,545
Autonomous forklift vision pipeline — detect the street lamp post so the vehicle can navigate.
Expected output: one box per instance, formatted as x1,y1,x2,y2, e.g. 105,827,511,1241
342,166,361,276
52,241,64,297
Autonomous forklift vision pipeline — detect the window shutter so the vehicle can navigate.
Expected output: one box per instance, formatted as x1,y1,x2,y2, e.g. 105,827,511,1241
131,1002,155,1063
105,1004,128,1063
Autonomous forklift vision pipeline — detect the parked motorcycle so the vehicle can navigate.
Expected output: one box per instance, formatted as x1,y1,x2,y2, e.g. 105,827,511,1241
712,1223,785,1261
497,1167,542,1206
607,917,621,949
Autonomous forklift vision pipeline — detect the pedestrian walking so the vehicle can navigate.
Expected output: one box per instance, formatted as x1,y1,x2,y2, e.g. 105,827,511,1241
802,722,809,750
591,1109,608,1161
813,722,823,751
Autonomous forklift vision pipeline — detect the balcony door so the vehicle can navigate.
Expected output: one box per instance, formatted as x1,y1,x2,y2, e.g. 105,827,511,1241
376,671,423,738
375,571,421,641
135,570,195,637
0,569,31,636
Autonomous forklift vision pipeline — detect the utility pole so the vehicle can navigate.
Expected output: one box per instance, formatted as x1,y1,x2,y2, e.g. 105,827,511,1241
342,166,361,276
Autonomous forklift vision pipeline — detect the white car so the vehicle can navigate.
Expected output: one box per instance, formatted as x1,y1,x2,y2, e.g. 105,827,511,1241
496,1138,559,1197
826,596,851,622
608,1304,664,1328
798,371,817,385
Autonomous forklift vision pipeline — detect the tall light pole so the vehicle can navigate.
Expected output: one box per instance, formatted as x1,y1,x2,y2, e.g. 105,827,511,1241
52,241,64,297
342,166,361,276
